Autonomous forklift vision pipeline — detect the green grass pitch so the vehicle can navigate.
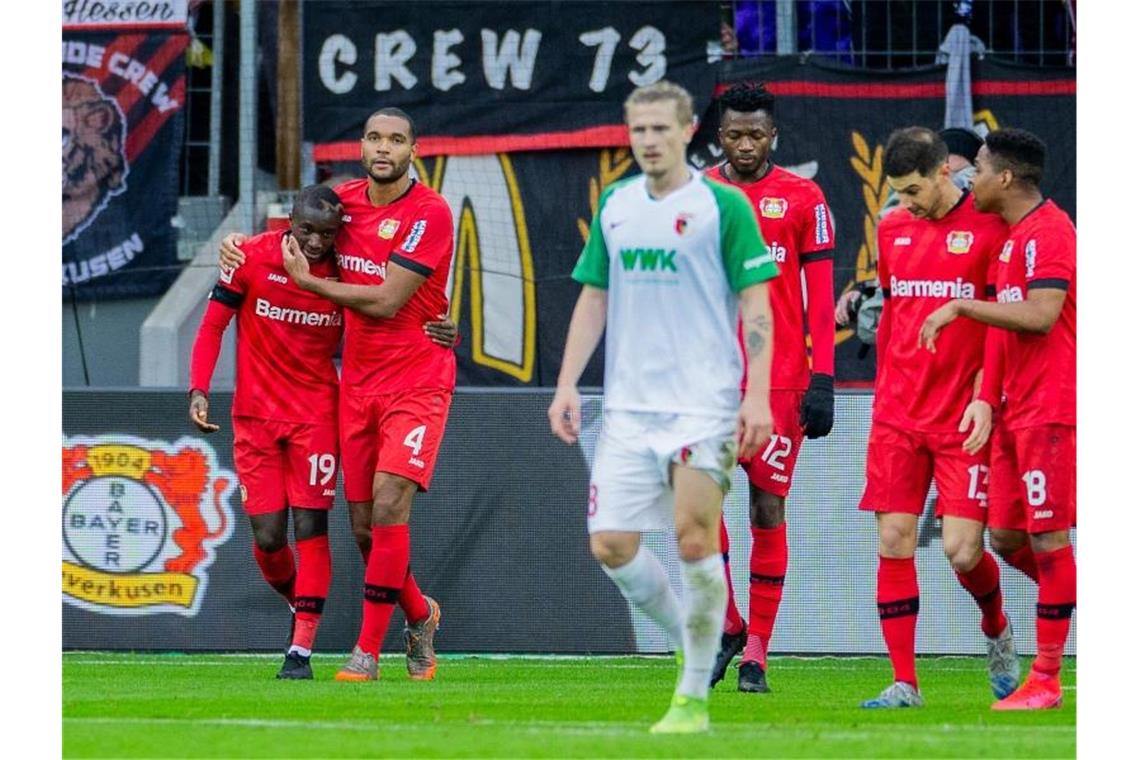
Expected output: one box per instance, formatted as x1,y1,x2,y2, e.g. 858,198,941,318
63,653,1075,758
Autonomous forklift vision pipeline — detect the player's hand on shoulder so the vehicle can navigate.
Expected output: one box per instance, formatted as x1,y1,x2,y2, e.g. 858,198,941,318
424,313,460,348
219,232,248,270
737,392,773,460
958,399,993,455
189,390,220,433
548,386,582,445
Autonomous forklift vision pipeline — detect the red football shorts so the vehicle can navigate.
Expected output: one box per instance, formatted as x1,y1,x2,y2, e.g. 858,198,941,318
232,416,338,515
738,390,805,498
988,423,1075,534
859,420,989,522
340,388,453,500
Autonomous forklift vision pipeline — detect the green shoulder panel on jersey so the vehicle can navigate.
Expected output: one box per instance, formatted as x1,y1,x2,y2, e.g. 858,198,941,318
571,177,638,289
702,177,778,292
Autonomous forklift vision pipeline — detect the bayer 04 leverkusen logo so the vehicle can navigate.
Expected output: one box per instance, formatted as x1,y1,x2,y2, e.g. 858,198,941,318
62,435,236,617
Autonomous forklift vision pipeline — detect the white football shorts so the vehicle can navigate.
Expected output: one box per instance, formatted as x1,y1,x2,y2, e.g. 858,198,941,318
586,410,738,534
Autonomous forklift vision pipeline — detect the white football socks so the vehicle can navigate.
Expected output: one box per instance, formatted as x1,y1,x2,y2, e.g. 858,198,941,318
602,544,684,650
677,553,728,700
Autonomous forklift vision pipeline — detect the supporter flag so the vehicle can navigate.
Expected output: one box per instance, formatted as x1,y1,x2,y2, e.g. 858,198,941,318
62,31,188,299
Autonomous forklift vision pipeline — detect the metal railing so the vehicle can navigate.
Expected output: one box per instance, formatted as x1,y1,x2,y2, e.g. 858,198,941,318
724,0,1075,69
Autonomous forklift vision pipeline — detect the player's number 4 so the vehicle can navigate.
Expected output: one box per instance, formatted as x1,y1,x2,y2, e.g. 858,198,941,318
307,453,336,486
404,425,427,456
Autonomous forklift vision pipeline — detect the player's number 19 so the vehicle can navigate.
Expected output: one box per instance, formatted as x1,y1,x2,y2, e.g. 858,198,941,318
307,453,336,486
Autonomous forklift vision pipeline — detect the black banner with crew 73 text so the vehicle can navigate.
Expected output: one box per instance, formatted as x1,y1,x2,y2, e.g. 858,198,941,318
62,31,187,300
302,0,719,159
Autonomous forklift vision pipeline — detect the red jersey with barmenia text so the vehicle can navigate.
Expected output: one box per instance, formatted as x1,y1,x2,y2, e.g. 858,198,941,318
333,178,457,393
994,200,1076,429
201,229,342,423
873,193,1008,432
706,164,834,390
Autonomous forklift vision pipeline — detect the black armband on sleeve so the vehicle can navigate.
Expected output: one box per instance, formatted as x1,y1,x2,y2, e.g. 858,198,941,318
210,284,244,308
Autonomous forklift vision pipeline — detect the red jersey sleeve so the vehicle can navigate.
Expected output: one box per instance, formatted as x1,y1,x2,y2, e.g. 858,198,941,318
874,221,893,350
1024,225,1075,291
797,182,835,257
189,298,236,394
388,198,455,277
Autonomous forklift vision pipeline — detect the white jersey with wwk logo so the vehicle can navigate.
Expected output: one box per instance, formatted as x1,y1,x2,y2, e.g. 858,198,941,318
573,170,778,416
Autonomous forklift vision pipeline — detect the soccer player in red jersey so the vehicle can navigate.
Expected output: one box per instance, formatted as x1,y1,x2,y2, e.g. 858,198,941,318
279,108,456,683
920,129,1075,710
858,128,1019,708
702,82,836,693
189,186,345,680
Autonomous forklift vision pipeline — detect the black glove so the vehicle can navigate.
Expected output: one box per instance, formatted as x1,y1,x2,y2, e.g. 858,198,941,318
800,373,834,439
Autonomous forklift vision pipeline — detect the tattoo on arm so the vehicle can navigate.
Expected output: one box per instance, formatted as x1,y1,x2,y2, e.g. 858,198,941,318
744,313,772,358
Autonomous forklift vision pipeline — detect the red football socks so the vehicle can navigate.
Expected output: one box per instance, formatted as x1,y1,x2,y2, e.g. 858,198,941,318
292,535,331,651
720,518,745,636
955,551,1008,638
744,524,788,667
253,544,295,603
1032,544,1076,676
400,569,431,625
877,555,919,688
356,524,411,658
1002,543,1040,583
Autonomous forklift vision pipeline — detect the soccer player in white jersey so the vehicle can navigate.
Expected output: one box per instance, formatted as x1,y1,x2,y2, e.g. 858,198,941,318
548,81,778,734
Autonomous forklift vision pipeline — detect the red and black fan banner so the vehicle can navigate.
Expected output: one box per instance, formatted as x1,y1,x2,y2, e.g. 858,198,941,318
62,31,187,300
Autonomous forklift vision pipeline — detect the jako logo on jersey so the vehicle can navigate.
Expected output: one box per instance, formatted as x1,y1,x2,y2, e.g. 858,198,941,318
401,220,427,253
889,275,977,299
813,203,831,244
946,230,975,255
999,240,1014,263
997,285,1025,303
1025,239,1038,277
255,298,343,327
894,237,912,246
674,212,693,236
768,241,787,263
760,197,787,219
337,253,386,278
619,248,677,272
62,435,236,617
378,218,400,240
267,273,288,285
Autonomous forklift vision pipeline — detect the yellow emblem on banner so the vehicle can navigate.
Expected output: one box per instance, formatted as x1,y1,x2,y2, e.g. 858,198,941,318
87,444,151,479
62,561,198,608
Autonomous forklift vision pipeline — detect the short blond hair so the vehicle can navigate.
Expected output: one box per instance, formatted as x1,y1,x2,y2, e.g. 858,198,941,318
623,80,694,126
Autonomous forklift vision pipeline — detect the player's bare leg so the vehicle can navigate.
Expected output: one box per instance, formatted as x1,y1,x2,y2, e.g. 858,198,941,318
989,527,1039,582
862,512,924,708
650,465,727,734
943,516,1019,698
994,529,1072,710
736,487,785,693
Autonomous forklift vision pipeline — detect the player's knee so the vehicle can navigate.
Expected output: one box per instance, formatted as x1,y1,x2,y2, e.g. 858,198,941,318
989,528,1026,558
1029,529,1070,554
251,524,287,553
878,520,916,556
590,534,635,568
675,526,716,563
292,509,328,541
371,479,416,525
750,488,785,529
943,535,982,573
